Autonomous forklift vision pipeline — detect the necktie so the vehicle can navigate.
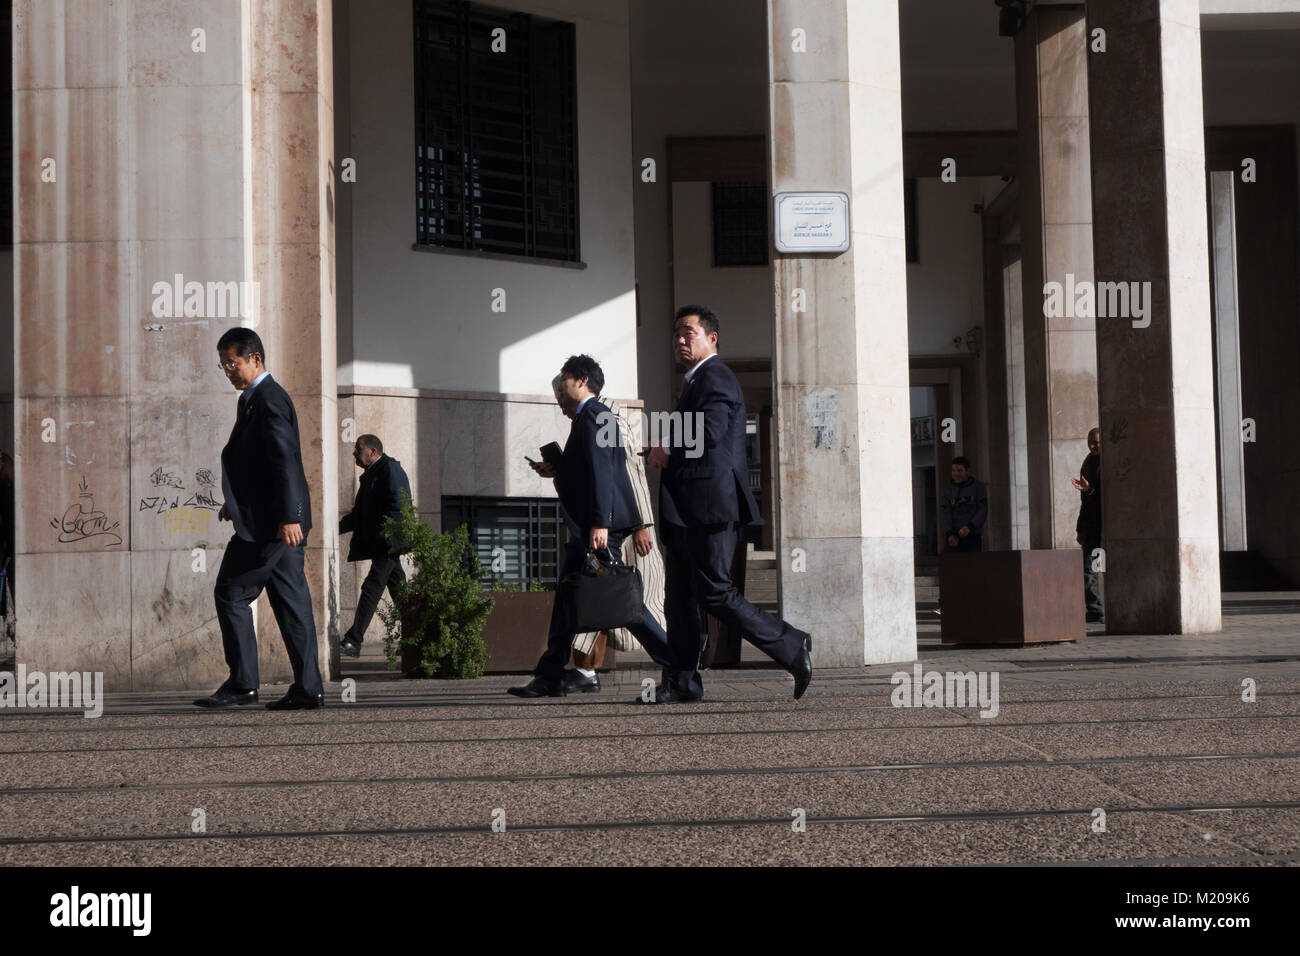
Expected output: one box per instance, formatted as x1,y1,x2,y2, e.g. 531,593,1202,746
237,391,248,417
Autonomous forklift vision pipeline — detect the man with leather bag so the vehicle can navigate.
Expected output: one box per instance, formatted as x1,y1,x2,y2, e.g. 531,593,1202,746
508,355,674,698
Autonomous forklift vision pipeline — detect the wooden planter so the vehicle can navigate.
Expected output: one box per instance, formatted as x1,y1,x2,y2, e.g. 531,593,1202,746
939,549,1084,645
398,591,618,676
482,591,616,674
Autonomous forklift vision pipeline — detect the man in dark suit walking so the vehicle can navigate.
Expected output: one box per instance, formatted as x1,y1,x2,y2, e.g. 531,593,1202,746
646,306,813,703
195,327,324,710
509,355,675,698
339,434,412,658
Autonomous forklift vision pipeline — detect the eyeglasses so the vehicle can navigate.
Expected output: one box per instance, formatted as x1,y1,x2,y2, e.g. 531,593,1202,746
217,360,243,372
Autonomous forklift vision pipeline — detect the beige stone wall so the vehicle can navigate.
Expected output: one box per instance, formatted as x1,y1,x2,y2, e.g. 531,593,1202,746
14,0,337,690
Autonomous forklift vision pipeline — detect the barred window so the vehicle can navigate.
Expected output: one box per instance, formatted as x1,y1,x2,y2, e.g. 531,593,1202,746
712,181,767,267
442,496,566,590
414,0,579,262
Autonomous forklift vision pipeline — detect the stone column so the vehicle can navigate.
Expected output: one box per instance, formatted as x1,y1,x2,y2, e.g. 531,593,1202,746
1208,171,1246,553
768,0,916,666
13,0,336,690
1015,6,1099,550
247,0,340,683
1085,0,1221,633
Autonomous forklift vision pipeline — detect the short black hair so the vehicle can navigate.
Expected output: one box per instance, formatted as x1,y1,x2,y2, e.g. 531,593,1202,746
217,327,266,364
560,354,604,396
675,304,718,338
952,456,971,469
357,434,383,454
1087,427,1101,441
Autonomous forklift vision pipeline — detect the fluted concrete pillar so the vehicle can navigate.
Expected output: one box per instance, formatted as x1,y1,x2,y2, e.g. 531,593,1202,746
13,0,337,690
1015,6,1099,550
767,0,916,666
1085,0,1221,633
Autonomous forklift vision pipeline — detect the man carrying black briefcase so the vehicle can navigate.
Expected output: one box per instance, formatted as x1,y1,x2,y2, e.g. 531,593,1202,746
508,355,675,698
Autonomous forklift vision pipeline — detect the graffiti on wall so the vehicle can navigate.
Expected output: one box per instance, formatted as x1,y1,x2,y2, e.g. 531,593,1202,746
51,476,123,547
138,467,224,536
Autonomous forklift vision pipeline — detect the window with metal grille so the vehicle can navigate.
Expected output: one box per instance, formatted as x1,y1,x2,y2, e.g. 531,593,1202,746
442,496,566,590
712,181,767,267
414,0,579,262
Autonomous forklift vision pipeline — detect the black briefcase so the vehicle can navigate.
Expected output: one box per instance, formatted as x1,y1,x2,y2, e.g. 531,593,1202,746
562,549,644,632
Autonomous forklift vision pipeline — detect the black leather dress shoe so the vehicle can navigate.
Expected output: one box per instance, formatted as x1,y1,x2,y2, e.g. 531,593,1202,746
790,633,813,701
266,686,325,710
562,669,600,693
339,638,361,658
507,677,566,698
193,684,258,708
634,684,702,704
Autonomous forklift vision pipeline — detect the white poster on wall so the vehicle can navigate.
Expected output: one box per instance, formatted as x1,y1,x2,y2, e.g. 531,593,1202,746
774,192,851,254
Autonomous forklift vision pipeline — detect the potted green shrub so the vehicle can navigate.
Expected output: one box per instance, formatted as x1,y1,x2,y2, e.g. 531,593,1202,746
378,495,494,679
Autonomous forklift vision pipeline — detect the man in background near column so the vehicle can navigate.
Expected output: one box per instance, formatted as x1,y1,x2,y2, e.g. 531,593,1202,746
941,457,988,553
1072,427,1104,624
196,327,324,710
339,434,412,658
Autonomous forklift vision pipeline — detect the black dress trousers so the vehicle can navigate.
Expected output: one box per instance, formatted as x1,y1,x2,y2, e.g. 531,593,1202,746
661,521,806,699
214,536,323,696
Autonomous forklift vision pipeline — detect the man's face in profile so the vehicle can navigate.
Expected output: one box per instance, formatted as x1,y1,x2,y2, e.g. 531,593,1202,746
555,374,586,418
673,315,717,369
353,441,379,469
218,347,262,391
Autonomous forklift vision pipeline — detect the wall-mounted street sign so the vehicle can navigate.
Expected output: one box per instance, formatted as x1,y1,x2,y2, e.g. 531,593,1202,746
774,191,851,254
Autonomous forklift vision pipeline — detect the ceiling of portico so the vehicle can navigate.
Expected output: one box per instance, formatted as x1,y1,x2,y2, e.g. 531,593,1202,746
900,0,1018,131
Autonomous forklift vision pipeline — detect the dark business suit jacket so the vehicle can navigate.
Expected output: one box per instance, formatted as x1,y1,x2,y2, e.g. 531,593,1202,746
340,454,412,562
555,398,640,536
1076,451,1102,538
220,375,313,543
659,356,759,529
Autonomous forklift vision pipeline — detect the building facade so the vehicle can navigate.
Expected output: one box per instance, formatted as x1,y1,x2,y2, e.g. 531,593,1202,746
4,0,1299,689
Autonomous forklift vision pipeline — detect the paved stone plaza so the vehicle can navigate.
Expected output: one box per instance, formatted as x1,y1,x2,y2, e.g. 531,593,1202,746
1,605,1297,867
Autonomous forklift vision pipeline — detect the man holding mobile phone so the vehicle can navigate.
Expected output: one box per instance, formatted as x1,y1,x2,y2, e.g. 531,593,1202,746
509,355,674,698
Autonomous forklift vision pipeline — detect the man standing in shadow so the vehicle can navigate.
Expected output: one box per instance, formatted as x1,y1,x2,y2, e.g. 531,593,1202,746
195,327,325,710
1073,427,1104,624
